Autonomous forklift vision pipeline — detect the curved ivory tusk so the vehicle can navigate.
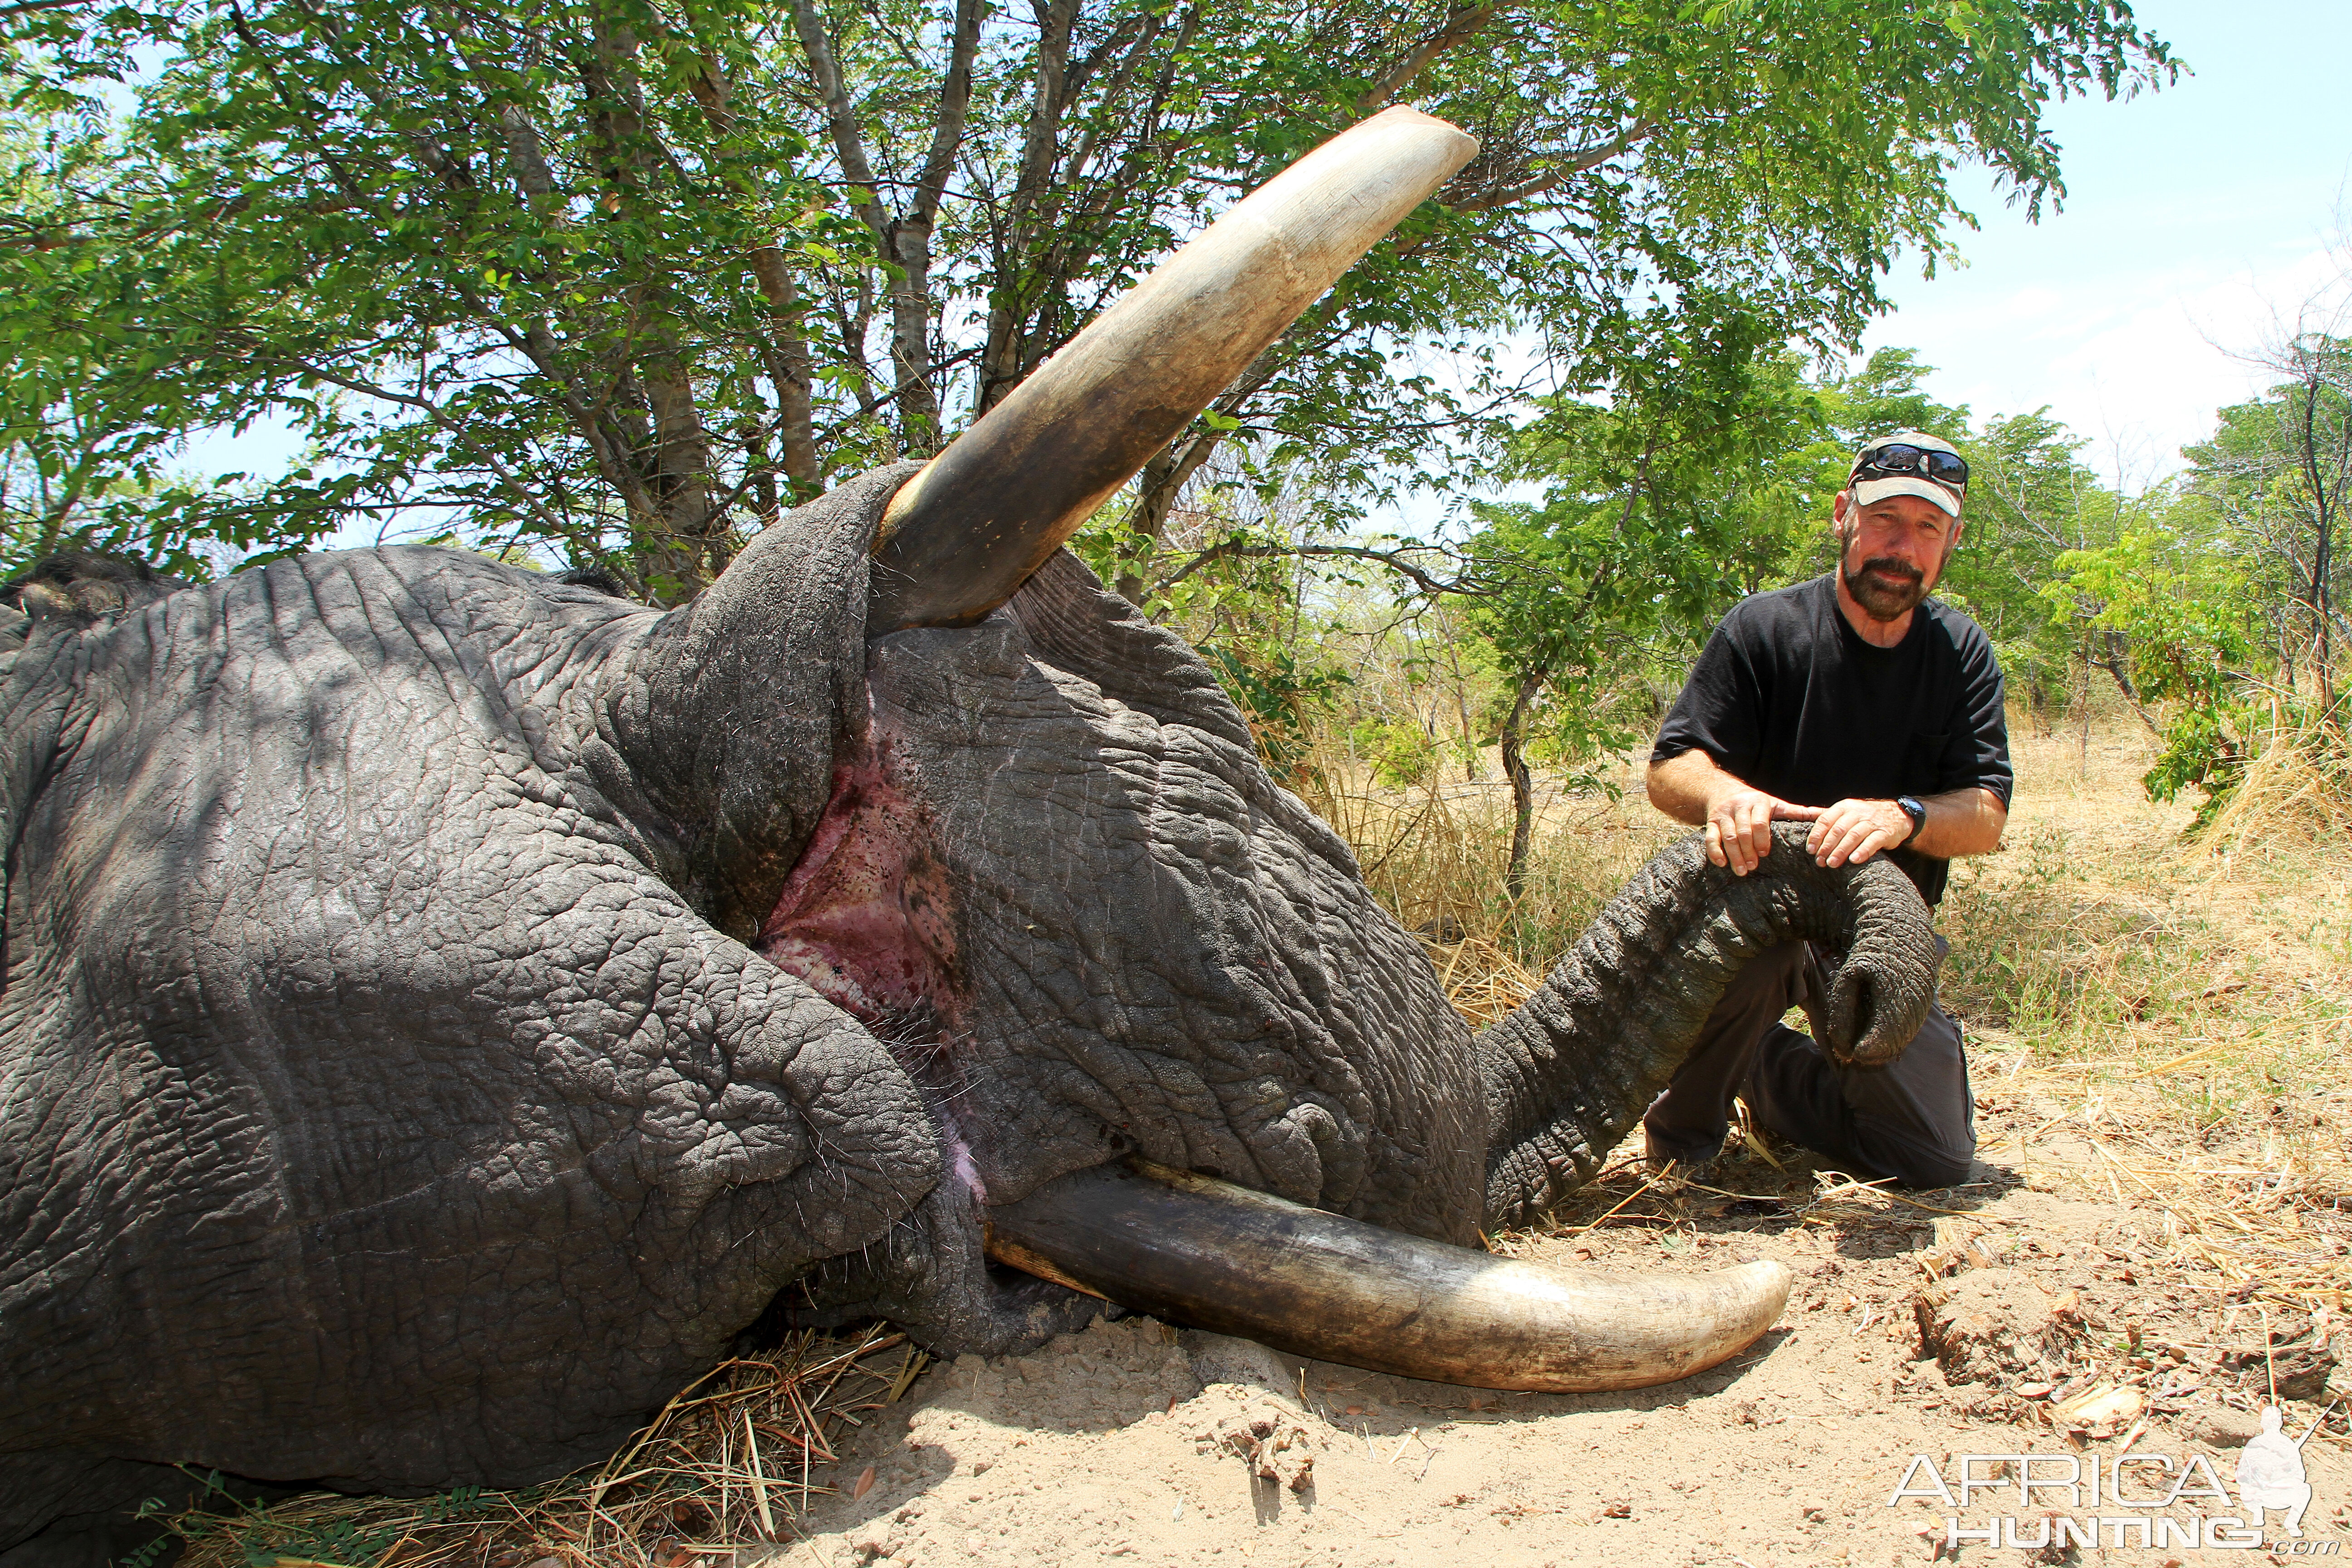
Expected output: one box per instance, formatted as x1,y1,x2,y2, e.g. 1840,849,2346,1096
985,1161,1792,1393
866,107,1480,634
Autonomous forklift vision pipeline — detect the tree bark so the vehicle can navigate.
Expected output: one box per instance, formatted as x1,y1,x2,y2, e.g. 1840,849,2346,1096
2291,360,2342,706
681,50,819,504
1498,661,1549,907
790,0,976,456
2089,631,2161,735
976,0,1083,413
1356,4,1504,112
583,16,722,597
747,246,820,495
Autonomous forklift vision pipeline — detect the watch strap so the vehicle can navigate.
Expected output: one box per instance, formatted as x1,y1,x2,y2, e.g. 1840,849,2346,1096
1895,795,1927,848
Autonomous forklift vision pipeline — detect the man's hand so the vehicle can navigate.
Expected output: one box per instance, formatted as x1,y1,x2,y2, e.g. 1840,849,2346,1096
1701,785,1823,876
1648,750,1822,876
1803,798,1915,868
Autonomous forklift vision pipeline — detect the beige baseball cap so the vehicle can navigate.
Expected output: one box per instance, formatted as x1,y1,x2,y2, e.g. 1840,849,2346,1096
1848,430,1966,518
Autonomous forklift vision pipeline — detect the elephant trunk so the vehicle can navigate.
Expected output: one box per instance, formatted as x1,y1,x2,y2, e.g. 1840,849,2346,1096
986,1161,1791,1392
1478,822,1940,1232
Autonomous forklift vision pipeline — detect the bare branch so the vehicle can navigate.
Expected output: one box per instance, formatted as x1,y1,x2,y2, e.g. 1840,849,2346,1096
1357,3,1508,113
789,0,883,240
1152,539,1468,601
1446,121,1656,216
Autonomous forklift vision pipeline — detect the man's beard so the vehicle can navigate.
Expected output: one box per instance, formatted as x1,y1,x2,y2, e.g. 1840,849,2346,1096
1842,552,1927,622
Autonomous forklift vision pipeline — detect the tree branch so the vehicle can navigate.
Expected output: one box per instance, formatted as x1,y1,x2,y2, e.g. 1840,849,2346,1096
1446,121,1656,216
911,0,983,229
1357,3,1507,113
789,0,883,243
1152,539,1466,601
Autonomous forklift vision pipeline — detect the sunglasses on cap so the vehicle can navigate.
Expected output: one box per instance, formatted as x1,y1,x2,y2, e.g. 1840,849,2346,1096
1853,442,1968,488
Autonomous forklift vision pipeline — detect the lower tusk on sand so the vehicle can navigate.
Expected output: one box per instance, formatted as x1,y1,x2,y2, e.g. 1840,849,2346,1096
983,1159,1792,1393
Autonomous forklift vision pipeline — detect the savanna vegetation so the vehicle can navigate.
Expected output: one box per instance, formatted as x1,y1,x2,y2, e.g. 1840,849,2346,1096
1088,326,2352,971
5,0,2172,587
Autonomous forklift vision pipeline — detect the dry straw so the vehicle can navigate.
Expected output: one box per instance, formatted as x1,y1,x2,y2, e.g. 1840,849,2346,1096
156,1326,919,1568
2191,696,2352,855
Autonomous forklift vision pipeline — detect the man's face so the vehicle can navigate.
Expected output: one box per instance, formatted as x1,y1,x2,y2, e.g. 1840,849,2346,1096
1833,491,1961,623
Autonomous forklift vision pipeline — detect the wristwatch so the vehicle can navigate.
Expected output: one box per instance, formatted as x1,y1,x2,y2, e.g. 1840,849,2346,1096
1895,795,1927,848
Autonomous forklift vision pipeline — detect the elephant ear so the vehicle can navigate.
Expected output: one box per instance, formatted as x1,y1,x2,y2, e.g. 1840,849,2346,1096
598,465,920,940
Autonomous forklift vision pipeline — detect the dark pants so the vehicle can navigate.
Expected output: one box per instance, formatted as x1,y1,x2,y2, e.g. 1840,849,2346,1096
1642,939,1977,1189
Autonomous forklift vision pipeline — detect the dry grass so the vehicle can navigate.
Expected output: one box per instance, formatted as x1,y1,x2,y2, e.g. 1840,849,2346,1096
2195,694,2352,852
1929,710,2352,1319
1291,734,1677,993
1414,704,2352,1334
152,1328,921,1568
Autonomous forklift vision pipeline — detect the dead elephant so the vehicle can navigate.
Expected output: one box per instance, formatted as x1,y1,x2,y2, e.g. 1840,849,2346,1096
0,110,1940,1551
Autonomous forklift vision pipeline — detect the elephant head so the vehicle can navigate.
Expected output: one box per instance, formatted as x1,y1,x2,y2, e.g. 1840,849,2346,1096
0,110,1939,1547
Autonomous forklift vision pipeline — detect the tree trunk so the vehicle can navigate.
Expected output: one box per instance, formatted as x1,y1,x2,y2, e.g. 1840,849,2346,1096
2076,625,2094,766
1115,432,1220,604
2090,632,2161,735
584,18,724,599
1499,663,1549,907
789,0,975,457
888,0,982,455
977,0,1083,413
747,245,820,495
2294,363,2339,707
1444,635,1480,780
886,217,943,453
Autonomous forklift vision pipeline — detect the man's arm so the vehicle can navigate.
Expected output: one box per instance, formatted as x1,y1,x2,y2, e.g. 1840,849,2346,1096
1801,786,2008,869
1646,749,1823,876
1650,749,2008,874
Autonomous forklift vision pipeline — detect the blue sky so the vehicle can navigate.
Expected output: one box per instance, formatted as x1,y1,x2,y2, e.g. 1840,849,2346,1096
1859,0,2351,489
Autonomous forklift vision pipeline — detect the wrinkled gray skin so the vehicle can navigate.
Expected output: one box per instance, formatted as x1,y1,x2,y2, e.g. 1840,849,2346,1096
0,470,1935,1549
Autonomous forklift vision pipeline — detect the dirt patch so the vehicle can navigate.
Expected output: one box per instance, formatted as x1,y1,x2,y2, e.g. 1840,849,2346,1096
1914,1265,2088,1387
781,1164,2351,1566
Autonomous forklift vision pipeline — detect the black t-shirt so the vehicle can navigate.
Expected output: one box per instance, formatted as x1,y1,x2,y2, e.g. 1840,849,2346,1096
1651,573,2013,906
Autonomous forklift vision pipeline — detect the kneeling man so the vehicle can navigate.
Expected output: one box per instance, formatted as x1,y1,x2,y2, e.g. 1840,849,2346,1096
1644,431,2011,1188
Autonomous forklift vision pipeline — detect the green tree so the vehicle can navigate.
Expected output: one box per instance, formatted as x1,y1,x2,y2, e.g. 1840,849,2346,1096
1956,408,2149,727
2185,332,2352,707
1759,347,2143,728
1463,296,1824,899
4,0,2174,594
2043,506,2259,821
0,110,330,576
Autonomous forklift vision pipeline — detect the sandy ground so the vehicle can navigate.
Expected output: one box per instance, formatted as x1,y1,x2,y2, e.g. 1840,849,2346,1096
781,1191,2348,1568
772,721,2352,1568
